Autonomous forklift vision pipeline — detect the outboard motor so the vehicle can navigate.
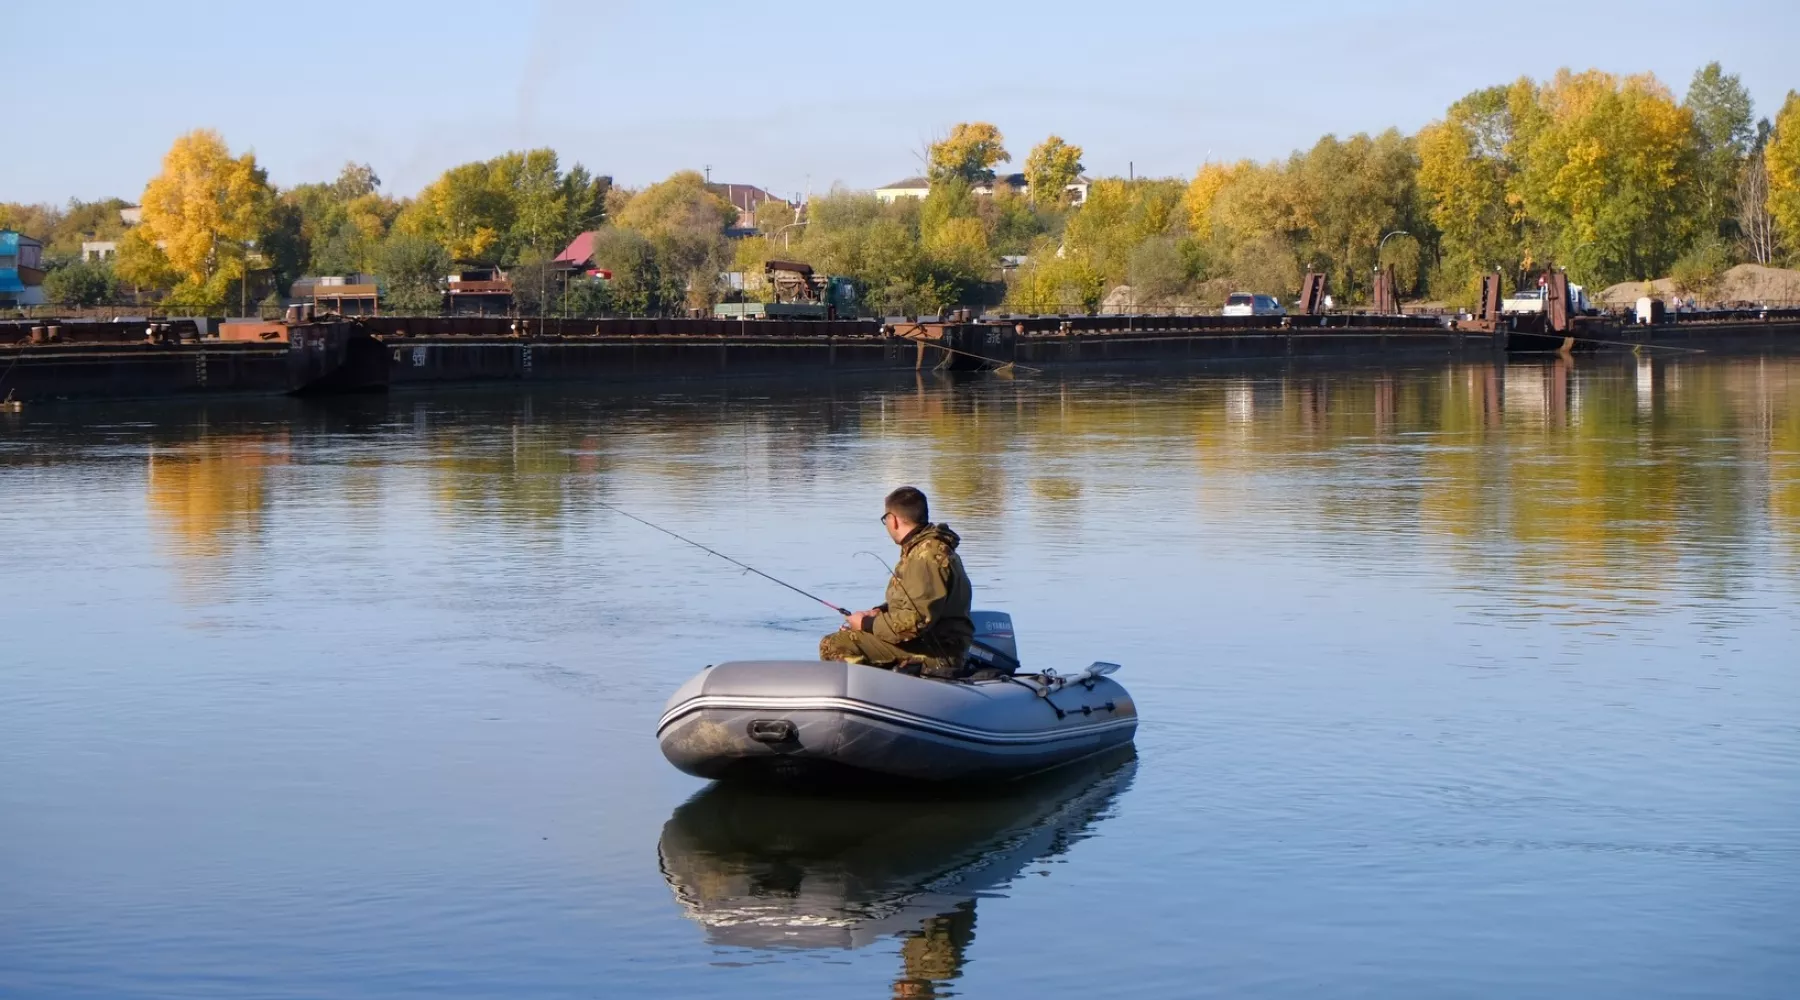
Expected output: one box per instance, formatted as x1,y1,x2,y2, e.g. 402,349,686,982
965,610,1020,676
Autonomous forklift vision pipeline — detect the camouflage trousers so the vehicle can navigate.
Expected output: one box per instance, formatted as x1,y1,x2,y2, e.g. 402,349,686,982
818,630,969,679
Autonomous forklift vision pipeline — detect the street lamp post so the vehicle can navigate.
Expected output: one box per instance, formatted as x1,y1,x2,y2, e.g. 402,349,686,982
774,221,808,250
1376,230,1410,270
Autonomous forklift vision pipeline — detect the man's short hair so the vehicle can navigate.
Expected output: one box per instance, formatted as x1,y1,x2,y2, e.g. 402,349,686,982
885,486,930,526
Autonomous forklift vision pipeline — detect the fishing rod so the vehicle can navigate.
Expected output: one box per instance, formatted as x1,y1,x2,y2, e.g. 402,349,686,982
596,500,850,616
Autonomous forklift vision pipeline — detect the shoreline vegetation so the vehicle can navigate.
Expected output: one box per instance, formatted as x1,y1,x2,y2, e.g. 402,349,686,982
5,63,1800,320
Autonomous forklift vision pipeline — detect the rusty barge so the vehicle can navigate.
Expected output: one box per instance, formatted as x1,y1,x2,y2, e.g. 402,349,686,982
1,309,1796,404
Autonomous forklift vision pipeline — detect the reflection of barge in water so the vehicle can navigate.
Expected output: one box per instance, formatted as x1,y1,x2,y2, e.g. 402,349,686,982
657,748,1134,991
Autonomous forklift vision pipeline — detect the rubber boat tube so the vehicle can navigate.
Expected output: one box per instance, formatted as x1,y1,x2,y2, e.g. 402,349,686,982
657,611,1138,783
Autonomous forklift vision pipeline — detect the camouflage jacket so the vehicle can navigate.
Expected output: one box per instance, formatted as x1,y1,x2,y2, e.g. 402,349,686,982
872,523,974,653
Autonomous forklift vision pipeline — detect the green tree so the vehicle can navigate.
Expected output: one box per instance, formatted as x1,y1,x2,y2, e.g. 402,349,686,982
284,163,399,277
587,226,660,315
1287,129,1421,302
1684,62,1756,239
1024,136,1085,208
559,275,612,318
614,170,736,310
1128,236,1191,306
43,259,119,307
374,232,450,314
978,186,1044,256
928,123,1010,185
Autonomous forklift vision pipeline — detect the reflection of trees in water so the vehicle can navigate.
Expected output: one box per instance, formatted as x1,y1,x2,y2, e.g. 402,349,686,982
37,359,1791,606
366,361,1800,600
145,434,288,595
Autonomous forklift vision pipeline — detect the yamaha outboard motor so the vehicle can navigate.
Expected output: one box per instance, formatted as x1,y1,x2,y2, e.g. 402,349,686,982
965,610,1019,677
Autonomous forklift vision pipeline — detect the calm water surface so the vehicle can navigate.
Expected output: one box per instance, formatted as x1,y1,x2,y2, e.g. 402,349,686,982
2,357,1798,999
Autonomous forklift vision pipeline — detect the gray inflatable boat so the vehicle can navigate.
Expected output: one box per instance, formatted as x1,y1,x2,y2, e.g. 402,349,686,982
657,611,1137,783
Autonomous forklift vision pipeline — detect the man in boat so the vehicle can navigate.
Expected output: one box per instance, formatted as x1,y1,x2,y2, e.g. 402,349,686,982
819,486,975,679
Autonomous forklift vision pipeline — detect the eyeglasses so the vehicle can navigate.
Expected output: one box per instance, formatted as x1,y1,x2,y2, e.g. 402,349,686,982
877,512,892,525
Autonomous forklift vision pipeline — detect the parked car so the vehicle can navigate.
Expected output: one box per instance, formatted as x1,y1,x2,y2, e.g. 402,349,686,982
1222,292,1285,317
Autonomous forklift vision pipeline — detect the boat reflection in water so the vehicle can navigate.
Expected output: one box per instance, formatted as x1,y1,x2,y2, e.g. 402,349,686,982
657,749,1136,997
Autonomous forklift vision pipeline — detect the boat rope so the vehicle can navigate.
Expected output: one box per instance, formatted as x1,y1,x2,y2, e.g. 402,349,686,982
1004,675,1118,721
890,325,1044,374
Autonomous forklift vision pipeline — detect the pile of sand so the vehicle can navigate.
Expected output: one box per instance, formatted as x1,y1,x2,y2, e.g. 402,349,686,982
1599,264,1800,307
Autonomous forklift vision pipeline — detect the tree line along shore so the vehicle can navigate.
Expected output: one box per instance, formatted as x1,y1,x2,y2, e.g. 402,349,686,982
5,63,1800,320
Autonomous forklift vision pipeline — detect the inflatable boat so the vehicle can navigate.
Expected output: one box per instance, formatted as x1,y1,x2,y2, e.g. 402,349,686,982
658,747,1135,955
657,611,1137,783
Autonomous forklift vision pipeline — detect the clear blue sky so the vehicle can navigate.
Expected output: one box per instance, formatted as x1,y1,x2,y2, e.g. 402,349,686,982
11,0,1799,205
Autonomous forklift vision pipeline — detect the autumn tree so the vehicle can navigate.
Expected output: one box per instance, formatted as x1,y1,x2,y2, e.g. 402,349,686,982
1024,136,1084,208
1513,70,1700,285
928,123,1010,186
1739,129,1777,265
136,129,276,309
1417,84,1527,302
1768,92,1800,262
396,149,608,266
1182,161,1251,243
115,226,177,293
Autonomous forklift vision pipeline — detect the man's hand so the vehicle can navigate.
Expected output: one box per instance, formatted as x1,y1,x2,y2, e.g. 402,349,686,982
842,609,877,632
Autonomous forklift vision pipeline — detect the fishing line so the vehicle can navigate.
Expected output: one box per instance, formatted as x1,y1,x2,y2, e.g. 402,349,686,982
596,500,849,616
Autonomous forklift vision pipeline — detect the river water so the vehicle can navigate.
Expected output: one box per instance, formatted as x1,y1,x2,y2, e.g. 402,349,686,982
2,356,1797,999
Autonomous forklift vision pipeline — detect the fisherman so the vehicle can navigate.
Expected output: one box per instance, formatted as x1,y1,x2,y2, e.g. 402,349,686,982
820,486,974,678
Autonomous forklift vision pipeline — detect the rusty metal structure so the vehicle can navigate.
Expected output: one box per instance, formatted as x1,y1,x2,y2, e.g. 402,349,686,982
1372,266,1401,315
1544,270,1571,333
763,260,823,303
1478,274,1504,323
1298,273,1329,316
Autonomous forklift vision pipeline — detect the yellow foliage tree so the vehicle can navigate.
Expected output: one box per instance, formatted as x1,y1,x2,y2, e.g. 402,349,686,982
1768,91,1800,260
1417,84,1522,303
398,160,509,263
924,216,991,276
1182,161,1251,241
137,129,275,308
1023,136,1084,208
1514,70,1700,283
929,123,1010,185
